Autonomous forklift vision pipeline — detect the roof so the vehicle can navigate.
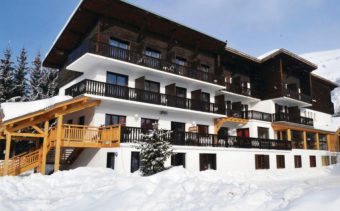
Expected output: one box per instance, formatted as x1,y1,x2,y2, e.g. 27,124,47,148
311,73,339,89
224,46,259,63
258,48,318,69
43,0,226,69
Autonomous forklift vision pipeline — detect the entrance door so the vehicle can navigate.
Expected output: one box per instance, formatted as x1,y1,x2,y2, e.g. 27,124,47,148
106,153,116,169
171,122,185,145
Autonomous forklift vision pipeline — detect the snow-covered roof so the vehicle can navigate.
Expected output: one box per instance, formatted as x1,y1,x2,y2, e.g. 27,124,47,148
0,96,72,122
257,48,318,68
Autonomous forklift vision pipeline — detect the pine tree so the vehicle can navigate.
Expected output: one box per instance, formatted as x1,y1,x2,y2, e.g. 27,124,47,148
12,48,29,101
29,53,44,100
42,67,59,98
0,46,15,102
137,123,173,176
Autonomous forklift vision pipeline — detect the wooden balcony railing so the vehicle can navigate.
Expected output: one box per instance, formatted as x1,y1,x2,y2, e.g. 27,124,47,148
67,40,225,86
120,126,292,150
282,86,312,104
273,113,314,126
65,79,226,115
226,82,252,97
0,149,40,176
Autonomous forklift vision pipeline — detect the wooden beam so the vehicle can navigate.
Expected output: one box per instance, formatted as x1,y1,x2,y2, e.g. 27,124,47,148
41,121,49,175
54,115,63,172
303,131,307,149
32,125,44,135
316,133,320,150
287,129,291,141
10,133,44,138
4,130,11,175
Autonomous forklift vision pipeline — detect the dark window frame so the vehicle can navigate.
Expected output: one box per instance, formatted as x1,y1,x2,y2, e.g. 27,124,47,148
171,153,186,168
106,152,116,169
106,72,128,86
255,154,270,170
109,37,130,50
145,48,161,59
276,155,285,169
144,80,160,93
199,153,216,171
131,151,140,173
258,127,269,139
294,155,302,168
309,155,316,168
105,114,126,126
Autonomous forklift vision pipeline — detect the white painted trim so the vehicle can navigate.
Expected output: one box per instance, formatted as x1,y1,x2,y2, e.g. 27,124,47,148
67,53,226,90
84,94,226,118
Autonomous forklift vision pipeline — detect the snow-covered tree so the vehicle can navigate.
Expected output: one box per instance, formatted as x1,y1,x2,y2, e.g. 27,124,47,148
12,48,29,101
29,53,45,100
42,67,59,98
0,46,15,102
137,123,173,176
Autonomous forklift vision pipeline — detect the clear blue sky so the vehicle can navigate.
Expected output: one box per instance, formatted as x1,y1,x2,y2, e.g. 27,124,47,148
1,0,340,64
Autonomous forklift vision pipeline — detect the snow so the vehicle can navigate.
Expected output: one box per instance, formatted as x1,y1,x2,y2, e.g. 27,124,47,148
257,49,280,60
301,49,340,114
1,166,340,211
0,96,72,122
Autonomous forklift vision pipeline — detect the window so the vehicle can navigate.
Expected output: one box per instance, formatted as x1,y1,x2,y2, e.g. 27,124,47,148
105,114,126,126
276,155,285,169
306,132,316,150
175,56,187,66
237,128,250,138
322,156,330,166
200,154,216,171
106,152,116,169
171,153,186,168
310,156,316,168
200,64,210,72
131,152,140,173
67,119,73,124
176,87,187,98
255,154,270,170
258,127,269,139
331,156,338,165
109,38,129,50
294,155,302,168
141,118,158,130
144,80,160,93
319,134,328,150
197,125,209,134
78,116,85,125
107,72,128,86
145,48,161,59
201,92,210,103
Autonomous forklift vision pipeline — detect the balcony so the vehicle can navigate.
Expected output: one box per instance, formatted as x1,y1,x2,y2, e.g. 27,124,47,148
65,80,225,115
121,126,292,150
225,110,273,122
66,40,225,87
282,86,312,104
226,82,252,97
273,113,314,126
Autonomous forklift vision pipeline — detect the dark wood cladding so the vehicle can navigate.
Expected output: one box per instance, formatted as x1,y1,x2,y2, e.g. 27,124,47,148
43,0,226,69
310,75,336,114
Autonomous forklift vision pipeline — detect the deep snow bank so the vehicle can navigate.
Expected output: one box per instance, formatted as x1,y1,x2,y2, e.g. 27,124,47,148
1,166,340,211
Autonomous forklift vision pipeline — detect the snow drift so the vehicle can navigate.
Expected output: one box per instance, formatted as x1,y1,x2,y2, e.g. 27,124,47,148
1,166,340,211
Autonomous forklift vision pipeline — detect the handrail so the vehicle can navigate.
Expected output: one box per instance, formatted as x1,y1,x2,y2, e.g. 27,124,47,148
67,40,225,86
65,79,226,114
282,85,312,104
120,126,292,150
273,113,314,126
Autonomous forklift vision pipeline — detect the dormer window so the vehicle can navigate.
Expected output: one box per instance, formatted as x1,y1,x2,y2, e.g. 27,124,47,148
175,56,187,66
109,38,129,50
145,48,161,59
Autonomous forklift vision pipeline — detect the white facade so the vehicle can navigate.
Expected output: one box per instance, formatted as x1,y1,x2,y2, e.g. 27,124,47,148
59,53,339,175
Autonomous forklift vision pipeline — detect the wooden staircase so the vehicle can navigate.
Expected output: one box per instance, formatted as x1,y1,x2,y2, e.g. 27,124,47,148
0,124,121,176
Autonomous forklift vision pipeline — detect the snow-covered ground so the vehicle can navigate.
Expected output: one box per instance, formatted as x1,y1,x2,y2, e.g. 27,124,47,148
301,49,340,114
1,166,340,211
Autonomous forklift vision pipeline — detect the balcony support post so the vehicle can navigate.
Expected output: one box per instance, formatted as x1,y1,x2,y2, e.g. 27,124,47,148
303,131,307,149
40,121,49,175
54,115,63,172
316,133,320,150
287,129,291,141
3,129,11,175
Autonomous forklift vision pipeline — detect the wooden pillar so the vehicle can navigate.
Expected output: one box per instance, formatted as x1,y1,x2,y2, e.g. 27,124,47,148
41,121,49,175
54,115,63,172
287,129,291,141
4,130,11,175
316,133,320,150
303,131,307,149
326,134,331,151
